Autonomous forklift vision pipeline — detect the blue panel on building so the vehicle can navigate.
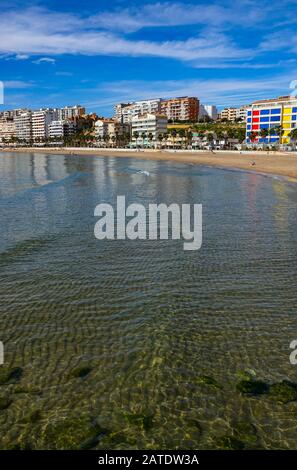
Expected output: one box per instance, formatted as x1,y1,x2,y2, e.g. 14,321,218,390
271,108,281,114
260,117,269,122
260,124,269,129
247,117,251,123
270,116,280,122
247,111,252,116
260,110,270,115
293,107,297,113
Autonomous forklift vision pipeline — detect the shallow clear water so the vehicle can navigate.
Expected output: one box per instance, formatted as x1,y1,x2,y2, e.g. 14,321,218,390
0,152,297,450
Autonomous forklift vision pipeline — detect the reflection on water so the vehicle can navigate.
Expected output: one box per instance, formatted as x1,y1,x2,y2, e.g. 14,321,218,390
0,152,297,450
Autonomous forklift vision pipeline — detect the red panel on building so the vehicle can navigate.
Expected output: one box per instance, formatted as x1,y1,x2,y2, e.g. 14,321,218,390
252,124,259,130
252,117,259,123
253,110,260,116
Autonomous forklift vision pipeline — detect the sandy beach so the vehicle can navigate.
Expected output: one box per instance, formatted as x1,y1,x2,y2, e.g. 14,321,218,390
2,147,297,181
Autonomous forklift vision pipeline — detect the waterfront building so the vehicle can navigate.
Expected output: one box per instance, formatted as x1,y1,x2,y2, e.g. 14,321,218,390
115,99,161,124
57,105,85,121
0,118,16,143
160,97,199,122
219,106,249,122
32,109,58,141
236,106,248,122
15,111,32,142
48,120,76,139
246,96,297,145
131,113,167,146
95,118,130,144
219,107,237,121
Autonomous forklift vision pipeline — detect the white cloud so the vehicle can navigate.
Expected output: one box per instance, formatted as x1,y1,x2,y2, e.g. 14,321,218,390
89,2,264,32
3,80,33,89
0,6,253,65
32,57,56,65
15,54,29,60
82,74,294,108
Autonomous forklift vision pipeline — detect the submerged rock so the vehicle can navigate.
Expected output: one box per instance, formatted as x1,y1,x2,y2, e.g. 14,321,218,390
123,413,154,431
233,421,259,447
70,366,92,378
269,381,297,404
0,395,12,410
100,431,137,447
41,418,106,450
0,367,23,385
236,379,269,395
22,409,42,424
195,375,222,390
214,435,245,450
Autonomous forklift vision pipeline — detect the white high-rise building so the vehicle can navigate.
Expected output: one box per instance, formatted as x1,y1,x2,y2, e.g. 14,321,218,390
131,113,167,146
32,109,58,141
115,99,161,124
0,118,16,143
15,111,32,142
57,105,85,121
48,120,76,139
235,106,248,122
199,104,218,121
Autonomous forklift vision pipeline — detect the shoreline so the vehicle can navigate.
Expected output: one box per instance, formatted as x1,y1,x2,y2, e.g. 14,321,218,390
2,147,297,182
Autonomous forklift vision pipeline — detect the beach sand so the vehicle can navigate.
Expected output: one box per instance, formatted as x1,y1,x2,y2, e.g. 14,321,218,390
2,147,297,181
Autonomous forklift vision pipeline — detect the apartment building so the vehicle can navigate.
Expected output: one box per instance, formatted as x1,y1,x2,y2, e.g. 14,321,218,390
0,118,16,143
32,109,58,141
131,113,167,146
219,106,248,122
160,97,199,122
57,105,85,121
235,106,249,122
219,107,237,121
246,96,297,145
95,118,130,142
15,111,32,142
48,120,76,139
199,104,218,121
115,99,161,124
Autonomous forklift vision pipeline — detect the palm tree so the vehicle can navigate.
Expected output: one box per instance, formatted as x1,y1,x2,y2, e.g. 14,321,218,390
133,131,139,147
158,133,164,149
103,133,110,147
148,132,154,148
289,128,297,150
171,129,177,148
274,125,284,145
260,128,269,147
141,132,147,148
249,131,258,144
186,129,193,148
207,133,214,147
178,129,186,149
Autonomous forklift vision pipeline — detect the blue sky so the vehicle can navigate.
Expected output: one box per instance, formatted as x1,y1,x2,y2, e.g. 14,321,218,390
0,0,297,115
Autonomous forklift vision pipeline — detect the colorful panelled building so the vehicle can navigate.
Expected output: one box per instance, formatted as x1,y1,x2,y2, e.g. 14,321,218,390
246,96,297,144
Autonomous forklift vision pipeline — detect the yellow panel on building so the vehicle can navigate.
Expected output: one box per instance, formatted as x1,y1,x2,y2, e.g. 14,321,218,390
283,123,291,129
284,107,292,114
283,115,291,122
